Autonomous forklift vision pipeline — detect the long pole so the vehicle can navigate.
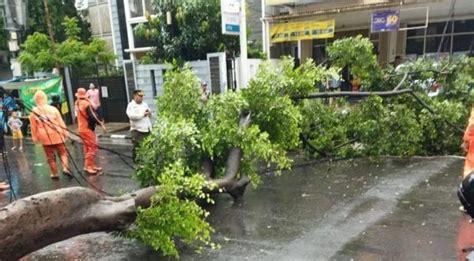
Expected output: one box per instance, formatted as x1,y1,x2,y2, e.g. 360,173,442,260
239,0,248,88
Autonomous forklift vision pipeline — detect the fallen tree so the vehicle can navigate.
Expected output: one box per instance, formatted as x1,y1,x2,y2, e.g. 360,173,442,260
0,113,252,260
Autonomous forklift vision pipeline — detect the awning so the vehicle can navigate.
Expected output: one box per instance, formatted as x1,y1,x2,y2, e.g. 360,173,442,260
0,77,22,86
0,78,59,90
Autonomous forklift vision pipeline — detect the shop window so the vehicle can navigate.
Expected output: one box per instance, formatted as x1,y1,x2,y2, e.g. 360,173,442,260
426,21,453,35
406,38,424,55
453,34,474,53
313,46,326,65
425,36,451,53
407,24,425,37
407,21,453,37
454,20,474,33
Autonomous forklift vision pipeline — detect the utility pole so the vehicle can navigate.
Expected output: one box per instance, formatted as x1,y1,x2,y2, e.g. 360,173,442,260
43,0,55,45
43,0,59,71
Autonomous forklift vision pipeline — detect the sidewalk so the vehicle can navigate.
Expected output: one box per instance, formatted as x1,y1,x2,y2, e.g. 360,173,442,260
68,122,131,139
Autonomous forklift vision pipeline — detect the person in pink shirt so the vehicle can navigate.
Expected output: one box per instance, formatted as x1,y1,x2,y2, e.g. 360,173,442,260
86,83,101,116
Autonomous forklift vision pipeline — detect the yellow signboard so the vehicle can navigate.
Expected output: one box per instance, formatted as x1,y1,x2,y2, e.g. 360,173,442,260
270,19,335,43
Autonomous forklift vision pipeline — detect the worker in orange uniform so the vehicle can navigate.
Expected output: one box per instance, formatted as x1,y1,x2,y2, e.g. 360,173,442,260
75,88,106,175
30,91,72,179
463,106,474,177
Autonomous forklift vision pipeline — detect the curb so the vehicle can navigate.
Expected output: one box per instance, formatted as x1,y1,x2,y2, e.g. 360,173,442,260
100,134,132,139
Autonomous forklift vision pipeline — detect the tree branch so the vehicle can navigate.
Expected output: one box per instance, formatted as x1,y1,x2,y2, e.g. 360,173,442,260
292,89,413,100
206,112,251,193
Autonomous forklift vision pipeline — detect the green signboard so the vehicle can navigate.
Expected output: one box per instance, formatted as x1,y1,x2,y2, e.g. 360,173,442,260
18,77,69,114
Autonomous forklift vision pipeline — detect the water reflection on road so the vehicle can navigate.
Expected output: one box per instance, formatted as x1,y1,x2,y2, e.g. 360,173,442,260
0,139,136,208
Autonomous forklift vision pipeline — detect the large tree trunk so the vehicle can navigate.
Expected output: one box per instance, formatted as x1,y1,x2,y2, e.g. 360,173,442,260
0,186,157,260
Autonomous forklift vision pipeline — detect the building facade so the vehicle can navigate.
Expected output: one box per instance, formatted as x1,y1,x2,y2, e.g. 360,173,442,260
263,0,474,65
79,0,129,66
0,0,27,80
122,0,154,62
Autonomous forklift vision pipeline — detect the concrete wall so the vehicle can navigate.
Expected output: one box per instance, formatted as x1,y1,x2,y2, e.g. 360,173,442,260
234,58,280,88
135,57,280,105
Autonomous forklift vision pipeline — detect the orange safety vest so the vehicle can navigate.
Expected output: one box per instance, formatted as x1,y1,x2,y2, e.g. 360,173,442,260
75,98,102,133
29,106,68,145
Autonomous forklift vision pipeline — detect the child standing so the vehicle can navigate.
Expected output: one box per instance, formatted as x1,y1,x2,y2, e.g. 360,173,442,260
8,111,23,151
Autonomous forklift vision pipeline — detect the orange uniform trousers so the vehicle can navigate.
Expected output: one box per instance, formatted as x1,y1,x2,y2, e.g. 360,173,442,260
43,143,69,176
79,129,98,162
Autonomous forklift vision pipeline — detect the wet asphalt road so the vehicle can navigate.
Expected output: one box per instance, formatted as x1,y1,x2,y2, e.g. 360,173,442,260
0,138,469,260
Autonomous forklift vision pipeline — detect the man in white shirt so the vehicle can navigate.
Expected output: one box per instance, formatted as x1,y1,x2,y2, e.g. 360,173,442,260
126,90,152,162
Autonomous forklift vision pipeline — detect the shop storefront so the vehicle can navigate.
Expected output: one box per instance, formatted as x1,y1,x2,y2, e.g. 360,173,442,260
264,0,474,65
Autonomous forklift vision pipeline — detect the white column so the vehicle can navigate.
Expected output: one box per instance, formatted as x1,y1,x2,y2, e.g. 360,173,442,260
261,0,267,59
123,0,136,62
108,0,119,66
239,0,248,88
297,40,302,60
265,21,271,57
